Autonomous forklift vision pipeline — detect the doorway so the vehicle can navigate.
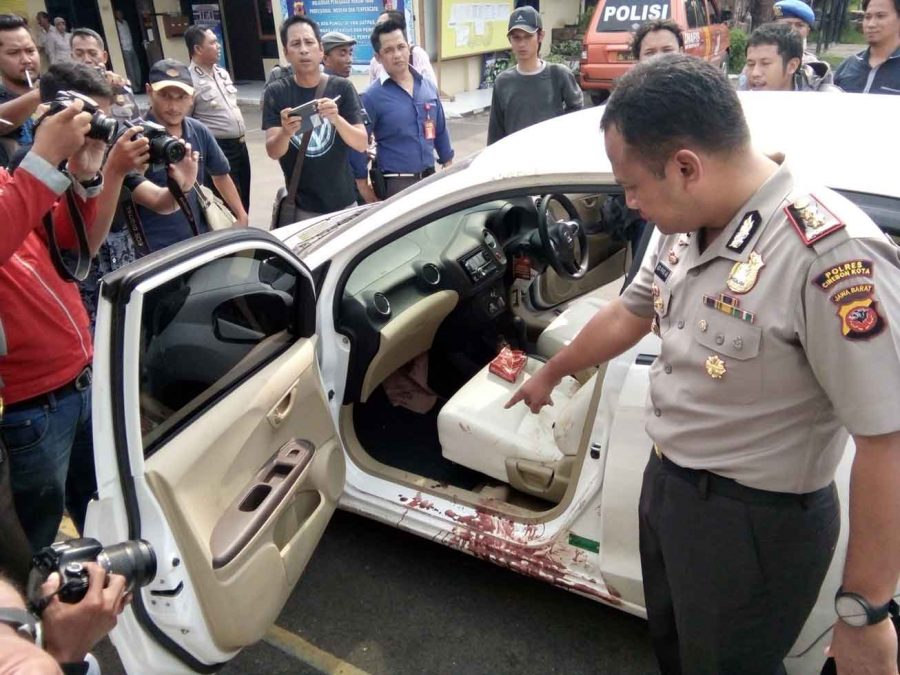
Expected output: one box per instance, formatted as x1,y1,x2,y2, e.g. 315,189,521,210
220,0,269,81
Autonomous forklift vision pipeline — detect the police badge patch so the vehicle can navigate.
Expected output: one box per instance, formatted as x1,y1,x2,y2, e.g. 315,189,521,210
836,295,886,340
785,195,844,246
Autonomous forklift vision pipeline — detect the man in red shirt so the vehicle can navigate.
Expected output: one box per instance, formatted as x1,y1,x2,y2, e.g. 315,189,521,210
0,98,107,550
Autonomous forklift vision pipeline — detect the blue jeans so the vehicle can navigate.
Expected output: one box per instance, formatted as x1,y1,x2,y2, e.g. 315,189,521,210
0,385,96,551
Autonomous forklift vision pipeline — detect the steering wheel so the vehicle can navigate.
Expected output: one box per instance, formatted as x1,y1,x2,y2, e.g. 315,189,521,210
536,194,589,280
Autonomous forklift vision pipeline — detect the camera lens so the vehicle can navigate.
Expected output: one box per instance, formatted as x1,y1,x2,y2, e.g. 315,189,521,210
148,136,186,166
98,539,157,592
88,113,119,144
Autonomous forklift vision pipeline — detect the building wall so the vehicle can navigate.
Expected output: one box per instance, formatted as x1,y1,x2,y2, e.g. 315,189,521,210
539,0,581,57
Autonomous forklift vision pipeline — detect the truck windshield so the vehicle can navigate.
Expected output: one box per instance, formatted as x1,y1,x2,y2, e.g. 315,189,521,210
595,0,672,31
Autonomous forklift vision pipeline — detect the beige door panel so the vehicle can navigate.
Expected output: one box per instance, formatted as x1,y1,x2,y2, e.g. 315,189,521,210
144,336,344,651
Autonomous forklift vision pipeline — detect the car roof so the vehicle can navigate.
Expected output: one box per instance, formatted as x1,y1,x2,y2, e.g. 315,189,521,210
468,92,899,200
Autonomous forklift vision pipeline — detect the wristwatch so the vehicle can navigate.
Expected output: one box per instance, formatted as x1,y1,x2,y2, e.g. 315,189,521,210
0,606,41,645
835,586,899,627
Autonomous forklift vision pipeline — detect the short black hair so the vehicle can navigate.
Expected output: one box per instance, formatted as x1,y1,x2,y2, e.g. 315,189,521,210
184,24,210,57
71,27,105,49
280,15,321,50
39,62,114,102
600,54,749,177
862,0,900,13
379,9,407,31
0,13,27,32
371,18,406,53
632,20,684,60
746,23,802,64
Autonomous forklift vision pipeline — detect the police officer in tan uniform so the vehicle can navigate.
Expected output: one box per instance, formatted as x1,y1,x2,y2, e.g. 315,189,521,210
184,24,250,212
508,55,900,674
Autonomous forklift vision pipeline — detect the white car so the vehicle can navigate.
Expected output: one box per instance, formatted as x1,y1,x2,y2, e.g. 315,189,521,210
87,92,900,674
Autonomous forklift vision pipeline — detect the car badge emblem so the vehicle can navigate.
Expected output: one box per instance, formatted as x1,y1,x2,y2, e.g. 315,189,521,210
705,355,726,379
726,251,765,294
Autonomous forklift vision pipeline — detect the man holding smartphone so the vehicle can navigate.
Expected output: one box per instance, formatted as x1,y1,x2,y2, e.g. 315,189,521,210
263,15,367,220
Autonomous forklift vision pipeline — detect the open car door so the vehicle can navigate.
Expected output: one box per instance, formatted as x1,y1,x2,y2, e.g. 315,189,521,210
86,229,345,673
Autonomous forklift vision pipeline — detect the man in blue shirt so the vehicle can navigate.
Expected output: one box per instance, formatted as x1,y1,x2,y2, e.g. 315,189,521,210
129,59,247,253
362,17,453,200
834,0,900,94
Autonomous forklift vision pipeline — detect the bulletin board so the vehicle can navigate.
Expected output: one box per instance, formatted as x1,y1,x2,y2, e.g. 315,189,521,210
0,0,27,16
439,0,514,60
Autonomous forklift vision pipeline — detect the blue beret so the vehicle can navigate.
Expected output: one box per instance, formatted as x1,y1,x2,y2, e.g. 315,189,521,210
774,0,815,26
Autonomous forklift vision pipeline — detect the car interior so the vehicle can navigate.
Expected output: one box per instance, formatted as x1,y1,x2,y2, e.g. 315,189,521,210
334,189,641,516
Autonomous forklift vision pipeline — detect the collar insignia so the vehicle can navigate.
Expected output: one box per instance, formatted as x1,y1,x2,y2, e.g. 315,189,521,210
785,194,844,246
726,211,761,253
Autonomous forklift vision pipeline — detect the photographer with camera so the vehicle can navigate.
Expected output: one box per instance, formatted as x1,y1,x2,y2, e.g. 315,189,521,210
70,27,140,124
0,67,107,552
129,59,246,253
0,563,130,674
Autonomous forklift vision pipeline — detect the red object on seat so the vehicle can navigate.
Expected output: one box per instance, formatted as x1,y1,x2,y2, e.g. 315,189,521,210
489,346,527,383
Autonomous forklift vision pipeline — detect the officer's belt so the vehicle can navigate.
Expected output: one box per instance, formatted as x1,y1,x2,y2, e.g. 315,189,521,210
652,444,828,507
382,167,435,180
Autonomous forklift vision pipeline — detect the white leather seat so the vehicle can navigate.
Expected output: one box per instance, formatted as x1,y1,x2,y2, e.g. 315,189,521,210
536,291,609,358
438,357,597,486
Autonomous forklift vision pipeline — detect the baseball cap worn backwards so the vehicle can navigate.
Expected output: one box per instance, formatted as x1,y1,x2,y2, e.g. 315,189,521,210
507,6,542,34
148,59,195,95
774,0,816,27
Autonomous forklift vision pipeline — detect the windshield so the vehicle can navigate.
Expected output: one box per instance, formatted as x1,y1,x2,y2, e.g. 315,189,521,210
595,0,672,31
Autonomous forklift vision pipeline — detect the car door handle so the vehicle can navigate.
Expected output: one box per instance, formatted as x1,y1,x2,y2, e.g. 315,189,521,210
267,387,296,428
209,440,315,569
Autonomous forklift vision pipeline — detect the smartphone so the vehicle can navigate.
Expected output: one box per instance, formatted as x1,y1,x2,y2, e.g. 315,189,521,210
287,95,341,134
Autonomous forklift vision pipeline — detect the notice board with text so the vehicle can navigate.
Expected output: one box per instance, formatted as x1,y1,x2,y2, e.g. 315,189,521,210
439,0,514,60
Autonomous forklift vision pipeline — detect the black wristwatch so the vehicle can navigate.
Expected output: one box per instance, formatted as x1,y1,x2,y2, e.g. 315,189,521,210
835,586,899,627
0,606,41,644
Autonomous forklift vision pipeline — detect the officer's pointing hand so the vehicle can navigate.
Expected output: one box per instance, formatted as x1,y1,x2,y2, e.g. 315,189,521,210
505,368,558,414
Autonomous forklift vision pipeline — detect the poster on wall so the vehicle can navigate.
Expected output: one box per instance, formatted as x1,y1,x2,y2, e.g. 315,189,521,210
0,0,27,17
192,3,228,69
283,0,406,65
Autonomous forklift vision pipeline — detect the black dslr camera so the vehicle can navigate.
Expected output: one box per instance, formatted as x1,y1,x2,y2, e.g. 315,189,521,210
28,537,157,611
42,90,119,144
124,119,186,171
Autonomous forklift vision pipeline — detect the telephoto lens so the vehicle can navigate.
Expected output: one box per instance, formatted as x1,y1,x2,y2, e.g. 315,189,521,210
98,540,157,593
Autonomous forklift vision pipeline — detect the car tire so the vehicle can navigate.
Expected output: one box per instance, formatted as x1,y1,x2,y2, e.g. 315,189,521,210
590,90,610,106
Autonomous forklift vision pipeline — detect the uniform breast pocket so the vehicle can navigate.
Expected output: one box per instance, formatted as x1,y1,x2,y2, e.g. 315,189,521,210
692,309,763,403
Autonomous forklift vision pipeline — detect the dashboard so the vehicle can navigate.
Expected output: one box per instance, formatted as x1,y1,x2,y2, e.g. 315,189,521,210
337,197,542,403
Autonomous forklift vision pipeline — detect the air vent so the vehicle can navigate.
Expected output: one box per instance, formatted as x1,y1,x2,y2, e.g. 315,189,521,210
421,263,441,287
372,292,391,318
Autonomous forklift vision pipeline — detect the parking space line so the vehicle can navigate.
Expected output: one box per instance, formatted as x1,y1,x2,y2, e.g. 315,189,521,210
263,624,370,675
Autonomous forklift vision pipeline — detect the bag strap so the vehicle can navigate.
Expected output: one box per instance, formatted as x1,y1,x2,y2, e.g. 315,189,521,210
286,74,329,204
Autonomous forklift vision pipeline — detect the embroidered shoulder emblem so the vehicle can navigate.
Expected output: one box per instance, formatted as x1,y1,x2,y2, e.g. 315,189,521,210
812,259,873,291
785,195,844,246
837,295,886,340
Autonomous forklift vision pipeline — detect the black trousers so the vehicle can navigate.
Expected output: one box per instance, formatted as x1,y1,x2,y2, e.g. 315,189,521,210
211,136,251,213
639,451,839,675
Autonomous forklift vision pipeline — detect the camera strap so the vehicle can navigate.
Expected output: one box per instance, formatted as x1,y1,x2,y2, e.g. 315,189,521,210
120,188,152,258
42,187,92,283
166,176,201,237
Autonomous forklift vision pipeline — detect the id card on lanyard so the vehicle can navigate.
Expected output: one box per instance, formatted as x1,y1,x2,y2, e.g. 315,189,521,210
423,103,436,140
